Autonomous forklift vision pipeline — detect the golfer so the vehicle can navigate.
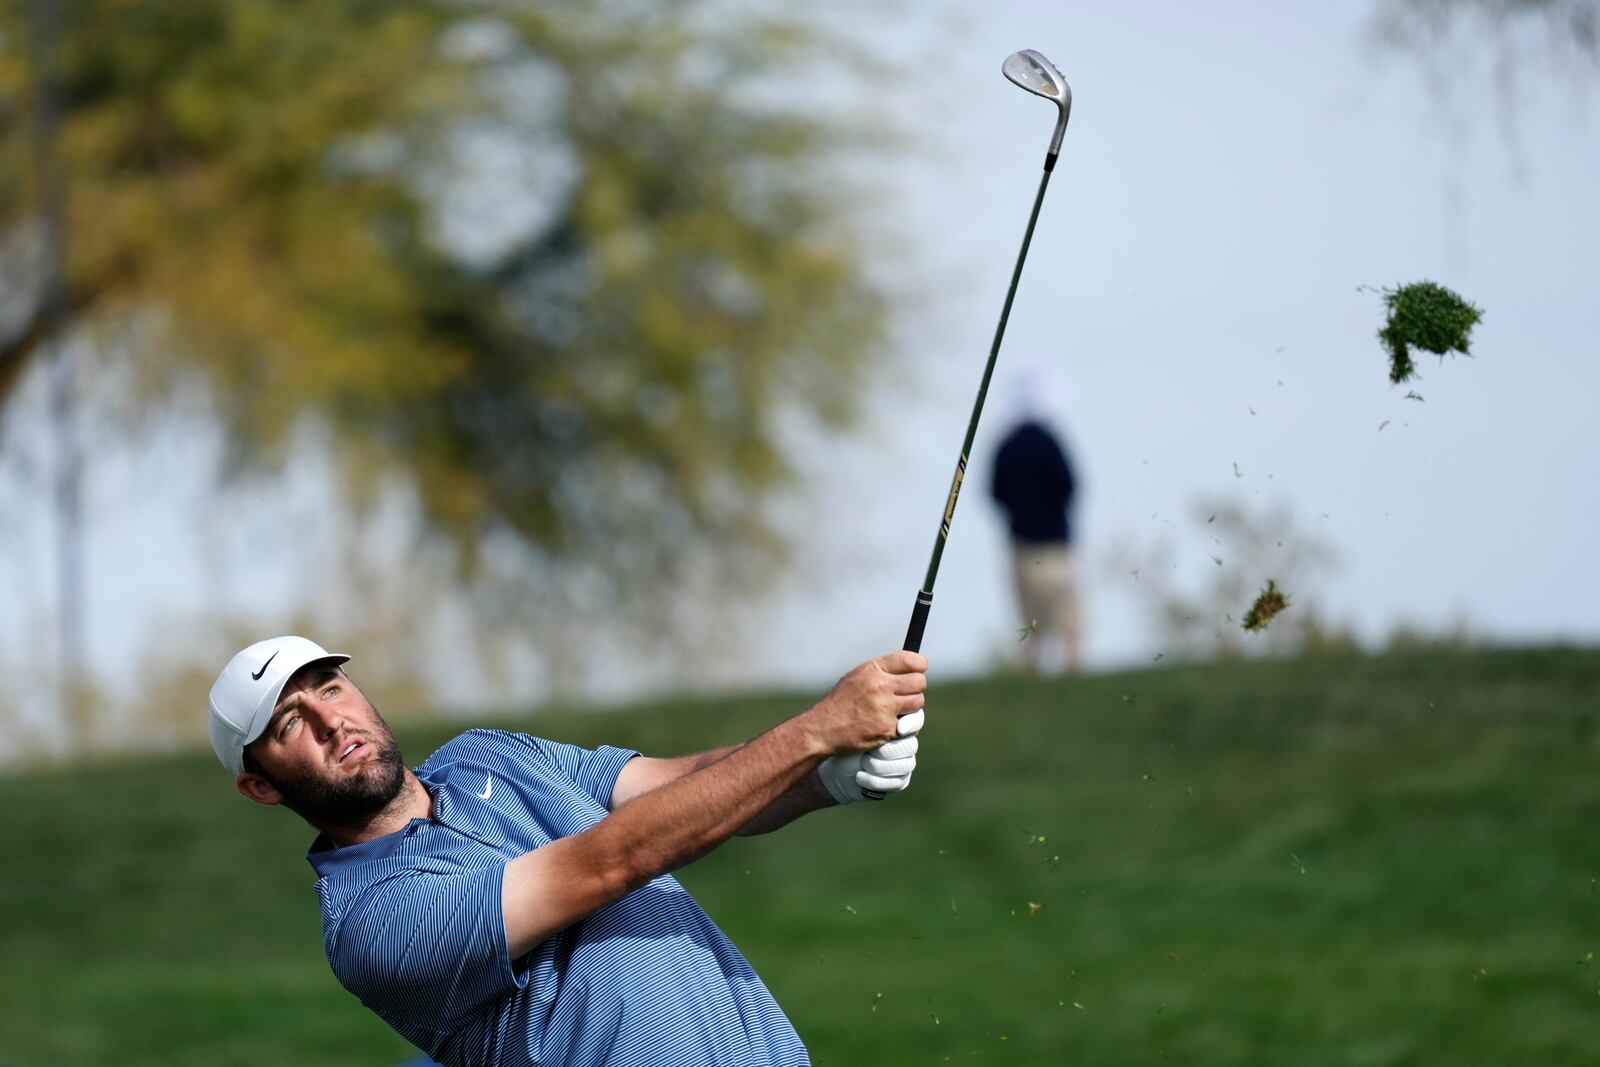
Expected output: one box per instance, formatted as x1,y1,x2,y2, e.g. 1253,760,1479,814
208,635,926,1066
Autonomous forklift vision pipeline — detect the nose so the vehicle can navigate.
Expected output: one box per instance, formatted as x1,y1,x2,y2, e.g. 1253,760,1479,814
307,698,344,741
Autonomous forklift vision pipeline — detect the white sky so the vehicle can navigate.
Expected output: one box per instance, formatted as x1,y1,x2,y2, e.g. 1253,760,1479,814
758,0,1600,682
2,0,1597,753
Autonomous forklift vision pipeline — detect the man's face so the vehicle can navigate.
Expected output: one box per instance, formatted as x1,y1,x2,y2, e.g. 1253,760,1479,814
237,663,407,826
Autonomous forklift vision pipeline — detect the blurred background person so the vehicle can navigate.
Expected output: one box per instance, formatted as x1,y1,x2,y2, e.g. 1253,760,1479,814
990,381,1081,674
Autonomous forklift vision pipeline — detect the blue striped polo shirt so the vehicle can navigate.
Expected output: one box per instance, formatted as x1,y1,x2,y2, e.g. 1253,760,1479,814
307,728,810,1066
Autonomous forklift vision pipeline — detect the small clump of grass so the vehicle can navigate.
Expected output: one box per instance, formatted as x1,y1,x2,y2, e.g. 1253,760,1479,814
1242,580,1289,632
1373,281,1483,384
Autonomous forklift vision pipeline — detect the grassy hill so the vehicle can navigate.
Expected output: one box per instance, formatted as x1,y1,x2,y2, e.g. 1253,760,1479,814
3,646,1599,1066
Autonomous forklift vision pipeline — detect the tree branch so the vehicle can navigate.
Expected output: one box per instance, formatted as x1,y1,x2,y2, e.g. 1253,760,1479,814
0,304,53,408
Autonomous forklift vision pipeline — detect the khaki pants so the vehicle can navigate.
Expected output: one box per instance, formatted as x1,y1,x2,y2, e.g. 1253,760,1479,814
1010,540,1080,642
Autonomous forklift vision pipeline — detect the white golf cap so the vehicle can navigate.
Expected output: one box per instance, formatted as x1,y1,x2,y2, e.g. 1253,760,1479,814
208,636,350,775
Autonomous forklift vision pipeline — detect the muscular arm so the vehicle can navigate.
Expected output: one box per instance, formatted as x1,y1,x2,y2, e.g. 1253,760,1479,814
610,747,836,836
500,652,926,959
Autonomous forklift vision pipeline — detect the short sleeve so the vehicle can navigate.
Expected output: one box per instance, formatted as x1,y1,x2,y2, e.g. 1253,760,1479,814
328,863,524,1035
516,737,639,810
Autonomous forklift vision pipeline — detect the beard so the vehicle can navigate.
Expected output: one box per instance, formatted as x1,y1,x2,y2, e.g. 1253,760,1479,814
265,720,409,827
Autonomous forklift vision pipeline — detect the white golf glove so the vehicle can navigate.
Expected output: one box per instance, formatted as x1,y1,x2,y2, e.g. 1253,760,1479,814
819,708,925,804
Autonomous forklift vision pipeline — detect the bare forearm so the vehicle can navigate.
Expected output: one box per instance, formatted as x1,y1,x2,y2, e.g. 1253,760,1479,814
504,718,826,956
630,743,835,835
592,720,825,884
737,768,834,835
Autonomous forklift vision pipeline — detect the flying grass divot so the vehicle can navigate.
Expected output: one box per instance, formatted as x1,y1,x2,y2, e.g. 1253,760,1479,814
1372,281,1483,385
1242,580,1289,632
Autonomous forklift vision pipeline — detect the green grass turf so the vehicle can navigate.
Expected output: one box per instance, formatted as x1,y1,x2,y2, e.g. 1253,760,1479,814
3,646,1599,1065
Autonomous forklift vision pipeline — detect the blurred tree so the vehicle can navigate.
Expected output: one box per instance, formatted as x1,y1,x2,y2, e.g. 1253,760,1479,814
1371,0,1598,94
1108,498,1355,662
1374,0,1596,58
0,1,887,620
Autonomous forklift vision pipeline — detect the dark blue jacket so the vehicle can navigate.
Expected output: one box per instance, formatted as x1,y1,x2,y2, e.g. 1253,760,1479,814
990,419,1076,543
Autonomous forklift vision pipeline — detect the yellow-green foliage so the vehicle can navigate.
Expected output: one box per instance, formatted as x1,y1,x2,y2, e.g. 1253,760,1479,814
0,1,887,595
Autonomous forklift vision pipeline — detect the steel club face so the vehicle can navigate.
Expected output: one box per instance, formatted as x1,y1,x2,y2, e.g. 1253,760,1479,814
1002,49,1071,157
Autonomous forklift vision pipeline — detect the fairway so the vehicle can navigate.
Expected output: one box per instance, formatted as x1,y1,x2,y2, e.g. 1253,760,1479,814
3,646,1598,1065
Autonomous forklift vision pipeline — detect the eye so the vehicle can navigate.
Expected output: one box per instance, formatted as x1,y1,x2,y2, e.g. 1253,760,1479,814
280,714,299,739
321,683,340,700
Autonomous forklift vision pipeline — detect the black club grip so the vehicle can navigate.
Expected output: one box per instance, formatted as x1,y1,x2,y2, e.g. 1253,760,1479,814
902,591,933,654
863,592,934,801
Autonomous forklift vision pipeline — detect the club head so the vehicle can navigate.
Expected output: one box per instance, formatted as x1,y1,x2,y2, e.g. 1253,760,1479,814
1002,49,1071,158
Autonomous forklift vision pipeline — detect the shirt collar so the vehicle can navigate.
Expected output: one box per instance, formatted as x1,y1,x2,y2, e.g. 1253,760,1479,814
304,762,503,876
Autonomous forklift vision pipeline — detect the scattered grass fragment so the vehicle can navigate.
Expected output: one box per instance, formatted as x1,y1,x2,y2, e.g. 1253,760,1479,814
1372,280,1483,384
1242,580,1289,632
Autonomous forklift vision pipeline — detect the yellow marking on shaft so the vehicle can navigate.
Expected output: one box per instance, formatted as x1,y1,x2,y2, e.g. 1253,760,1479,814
942,456,967,532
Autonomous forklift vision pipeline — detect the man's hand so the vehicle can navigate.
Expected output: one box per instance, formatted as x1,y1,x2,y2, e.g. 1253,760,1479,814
804,651,928,756
819,709,924,804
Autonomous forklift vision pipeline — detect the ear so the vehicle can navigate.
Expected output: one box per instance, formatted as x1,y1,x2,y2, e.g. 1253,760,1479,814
236,771,284,806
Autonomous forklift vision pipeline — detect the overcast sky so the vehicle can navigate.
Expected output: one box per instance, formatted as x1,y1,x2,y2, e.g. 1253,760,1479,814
757,0,1600,682
2,0,1597,753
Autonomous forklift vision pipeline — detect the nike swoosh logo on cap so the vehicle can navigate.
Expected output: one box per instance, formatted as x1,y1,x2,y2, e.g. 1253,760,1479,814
477,775,493,801
251,651,279,682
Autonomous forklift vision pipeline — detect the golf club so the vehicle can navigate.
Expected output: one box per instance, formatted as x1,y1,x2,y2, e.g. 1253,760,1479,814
864,49,1071,799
